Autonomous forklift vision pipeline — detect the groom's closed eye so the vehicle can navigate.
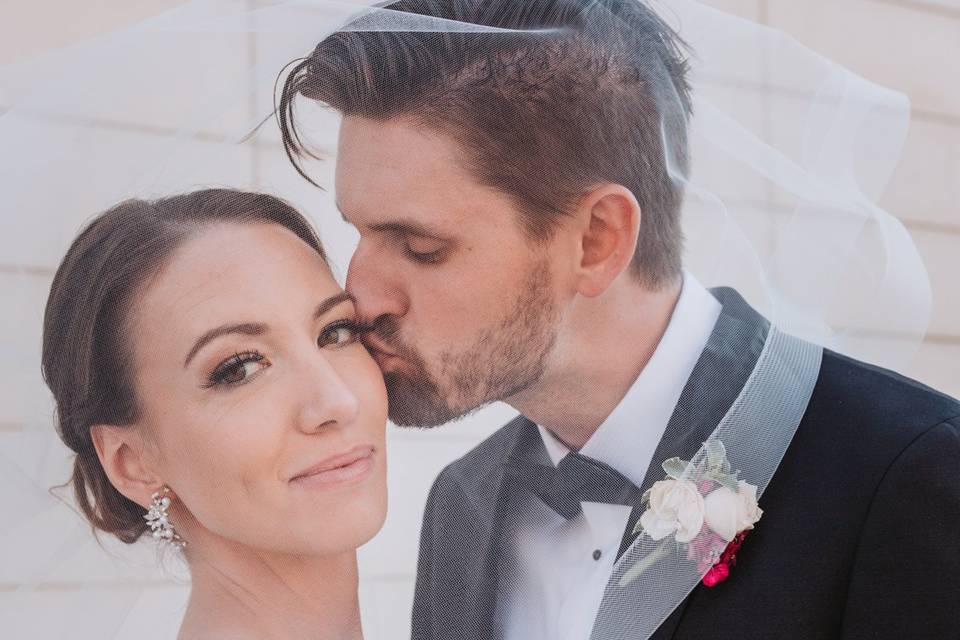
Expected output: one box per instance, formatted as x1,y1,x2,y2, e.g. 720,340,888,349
369,227,453,266
335,202,454,265
403,235,449,264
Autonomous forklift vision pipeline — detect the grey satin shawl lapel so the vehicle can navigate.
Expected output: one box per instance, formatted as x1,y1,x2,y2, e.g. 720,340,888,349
468,288,770,639
456,415,546,639
616,287,770,559
600,287,770,639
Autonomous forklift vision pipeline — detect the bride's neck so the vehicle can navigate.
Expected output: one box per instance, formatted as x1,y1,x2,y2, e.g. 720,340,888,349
178,534,362,640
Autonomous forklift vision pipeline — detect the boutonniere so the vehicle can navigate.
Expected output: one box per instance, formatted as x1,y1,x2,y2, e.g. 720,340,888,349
619,439,762,588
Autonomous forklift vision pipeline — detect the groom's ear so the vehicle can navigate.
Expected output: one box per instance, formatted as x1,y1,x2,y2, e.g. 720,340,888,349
90,423,162,509
572,184,641,298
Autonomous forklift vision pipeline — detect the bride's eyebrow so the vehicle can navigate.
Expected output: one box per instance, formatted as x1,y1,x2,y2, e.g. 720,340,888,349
183,292,355,368
313,292,354,320
183,322,266,368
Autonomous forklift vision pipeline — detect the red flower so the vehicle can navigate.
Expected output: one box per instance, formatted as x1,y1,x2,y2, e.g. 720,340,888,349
687,529,727,573
700,530,750,588
702,562,730,587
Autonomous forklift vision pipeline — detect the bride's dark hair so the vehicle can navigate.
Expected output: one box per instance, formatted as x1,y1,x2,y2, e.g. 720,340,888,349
42,188,326,542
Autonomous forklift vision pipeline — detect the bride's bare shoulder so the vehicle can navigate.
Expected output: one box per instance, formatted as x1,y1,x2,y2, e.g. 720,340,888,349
178,623,264,640
177,607,264,640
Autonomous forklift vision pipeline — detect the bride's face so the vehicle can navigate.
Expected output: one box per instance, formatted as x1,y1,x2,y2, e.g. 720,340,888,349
127,222,388,556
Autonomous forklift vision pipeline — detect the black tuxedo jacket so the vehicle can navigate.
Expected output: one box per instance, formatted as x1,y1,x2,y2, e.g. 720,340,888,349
411,288,960,639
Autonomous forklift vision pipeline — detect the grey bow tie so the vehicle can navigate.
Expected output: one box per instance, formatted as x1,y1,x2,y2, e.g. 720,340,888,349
506,451,643,520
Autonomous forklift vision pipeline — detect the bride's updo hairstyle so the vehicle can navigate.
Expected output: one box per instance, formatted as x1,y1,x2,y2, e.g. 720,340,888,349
42,189,327,543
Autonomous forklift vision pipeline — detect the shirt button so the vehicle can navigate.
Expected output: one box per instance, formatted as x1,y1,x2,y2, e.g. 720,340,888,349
592,549,602,561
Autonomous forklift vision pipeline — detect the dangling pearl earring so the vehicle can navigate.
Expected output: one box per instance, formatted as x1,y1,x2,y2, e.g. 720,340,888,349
144,486,186,549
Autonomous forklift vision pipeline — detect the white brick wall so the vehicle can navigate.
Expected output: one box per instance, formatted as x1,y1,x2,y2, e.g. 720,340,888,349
1,1,957,639
0,1,193,65
760,0,960,400
766,0,960,117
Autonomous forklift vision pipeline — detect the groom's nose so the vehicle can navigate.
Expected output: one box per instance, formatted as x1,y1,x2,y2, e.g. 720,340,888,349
346,241,410,323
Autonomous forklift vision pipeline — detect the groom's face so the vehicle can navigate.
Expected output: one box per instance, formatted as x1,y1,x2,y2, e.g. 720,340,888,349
336,116,564,427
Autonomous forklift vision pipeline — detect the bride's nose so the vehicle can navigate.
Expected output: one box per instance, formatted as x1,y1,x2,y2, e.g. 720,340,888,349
293,354,361,435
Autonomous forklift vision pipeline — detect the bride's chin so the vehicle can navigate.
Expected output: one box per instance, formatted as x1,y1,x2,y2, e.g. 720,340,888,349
188,511,386,561
278,504,387,557
286,466,388,548
179,486,387,561
283,502,386,557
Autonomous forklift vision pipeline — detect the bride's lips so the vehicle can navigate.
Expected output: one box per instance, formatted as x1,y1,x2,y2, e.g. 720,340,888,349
289,445,375,488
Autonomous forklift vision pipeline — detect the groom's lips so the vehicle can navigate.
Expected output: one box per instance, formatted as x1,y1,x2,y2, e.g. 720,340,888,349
363,336,400,365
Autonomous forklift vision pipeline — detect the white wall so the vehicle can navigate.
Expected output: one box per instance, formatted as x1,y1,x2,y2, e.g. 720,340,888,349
1,1,957,638
701,0,959,396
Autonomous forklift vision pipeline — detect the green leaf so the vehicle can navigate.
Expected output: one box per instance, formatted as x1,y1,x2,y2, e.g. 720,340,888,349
705,439,727,469
662,457,691,479
640,488,652,505
618,540,672,587
632,520,645,536
704,469,740,492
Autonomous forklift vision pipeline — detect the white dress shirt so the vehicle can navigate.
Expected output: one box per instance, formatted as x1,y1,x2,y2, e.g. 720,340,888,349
496,271,722,640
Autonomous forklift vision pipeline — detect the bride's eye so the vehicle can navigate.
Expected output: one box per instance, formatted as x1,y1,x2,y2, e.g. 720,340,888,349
318,320,360,348
204,351,267,388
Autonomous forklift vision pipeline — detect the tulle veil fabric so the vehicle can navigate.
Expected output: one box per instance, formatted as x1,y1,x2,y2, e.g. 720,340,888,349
0,1,929,637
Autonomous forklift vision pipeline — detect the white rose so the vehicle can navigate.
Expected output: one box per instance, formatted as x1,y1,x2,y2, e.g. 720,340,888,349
703,480,763,541
638,478,705,543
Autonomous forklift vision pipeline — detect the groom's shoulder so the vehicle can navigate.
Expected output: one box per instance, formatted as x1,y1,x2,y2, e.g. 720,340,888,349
803,348,960,456
430,414,529,493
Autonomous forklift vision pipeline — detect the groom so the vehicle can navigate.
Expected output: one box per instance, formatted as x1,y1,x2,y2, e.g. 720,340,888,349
280,0,960,638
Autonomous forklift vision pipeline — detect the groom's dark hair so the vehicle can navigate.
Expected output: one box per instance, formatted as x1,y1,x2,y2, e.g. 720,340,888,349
279,0,692,288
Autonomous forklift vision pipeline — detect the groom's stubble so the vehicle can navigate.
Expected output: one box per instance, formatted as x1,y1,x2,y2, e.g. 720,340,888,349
373,257,559,427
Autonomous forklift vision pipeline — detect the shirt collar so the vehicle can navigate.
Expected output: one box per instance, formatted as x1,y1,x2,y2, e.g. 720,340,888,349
537,271,721,488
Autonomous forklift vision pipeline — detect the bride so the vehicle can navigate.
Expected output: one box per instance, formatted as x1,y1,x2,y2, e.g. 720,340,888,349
42,188,388,639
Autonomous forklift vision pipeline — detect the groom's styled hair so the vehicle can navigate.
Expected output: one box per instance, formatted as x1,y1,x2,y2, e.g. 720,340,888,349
279,0,692,288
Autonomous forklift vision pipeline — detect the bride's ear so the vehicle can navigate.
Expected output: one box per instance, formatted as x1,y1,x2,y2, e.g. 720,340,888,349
89,424,162,509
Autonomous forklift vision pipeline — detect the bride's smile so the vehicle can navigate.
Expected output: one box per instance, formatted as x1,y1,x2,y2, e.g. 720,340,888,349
287,444,377,488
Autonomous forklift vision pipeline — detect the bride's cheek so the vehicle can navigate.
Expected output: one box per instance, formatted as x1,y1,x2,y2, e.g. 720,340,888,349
356,353,389,427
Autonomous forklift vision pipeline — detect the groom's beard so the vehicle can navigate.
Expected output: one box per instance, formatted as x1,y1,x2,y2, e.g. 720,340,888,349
374,259,559,428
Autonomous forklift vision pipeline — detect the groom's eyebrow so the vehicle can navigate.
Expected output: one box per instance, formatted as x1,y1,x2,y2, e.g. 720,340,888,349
183,292,355,368
335,201,450,240
370,220,451,240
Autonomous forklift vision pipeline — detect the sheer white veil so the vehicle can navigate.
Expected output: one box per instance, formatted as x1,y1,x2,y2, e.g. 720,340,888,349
0,1,928,637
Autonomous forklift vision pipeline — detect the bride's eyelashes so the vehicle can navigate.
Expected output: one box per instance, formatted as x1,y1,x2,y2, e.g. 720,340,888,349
201,319,364,390
317,319,363,348
203,350,268,389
